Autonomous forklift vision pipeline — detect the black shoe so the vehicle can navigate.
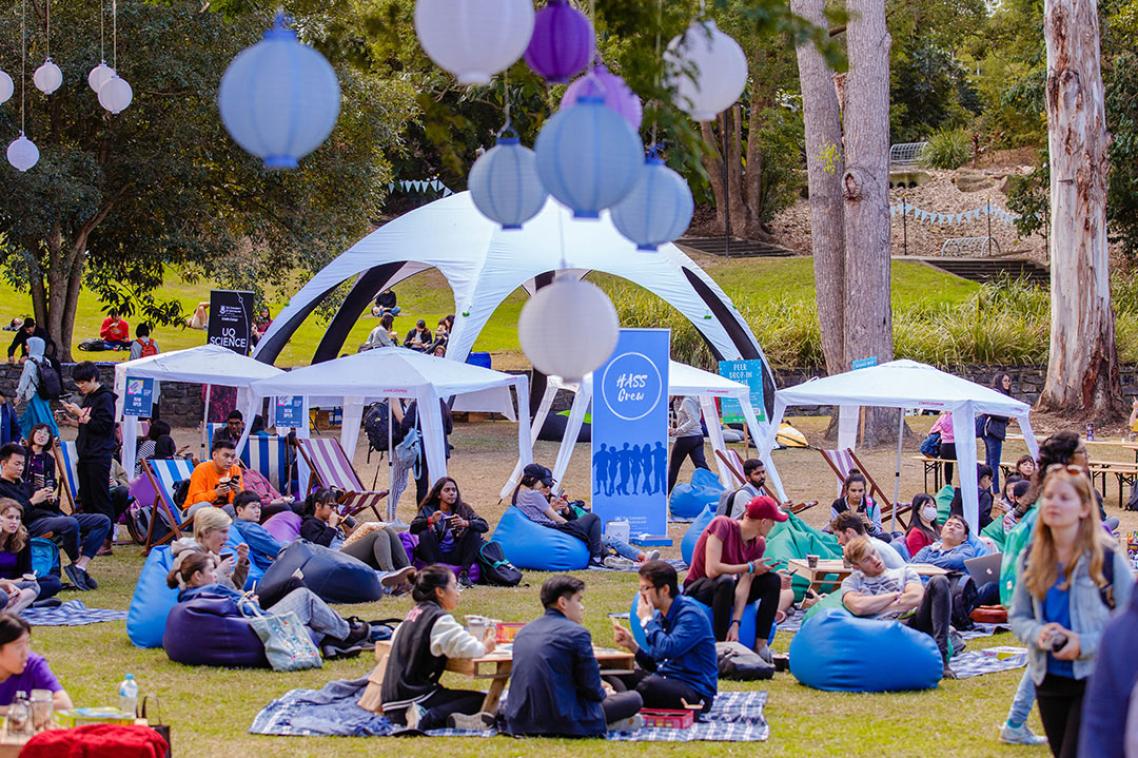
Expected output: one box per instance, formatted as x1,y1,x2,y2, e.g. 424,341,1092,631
80,569,98,590
458,571,474,589
321,641,365,660
342,619,371,647
64,564,90,592
588,556,606,568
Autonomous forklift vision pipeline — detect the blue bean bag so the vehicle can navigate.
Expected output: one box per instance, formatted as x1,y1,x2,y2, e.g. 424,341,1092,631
257,539,382,604
680,506,717,565
163,594,269,668
492,507,588,571
127,546,179,649
669,468,724,520
789,609,942,692
629,594,775,651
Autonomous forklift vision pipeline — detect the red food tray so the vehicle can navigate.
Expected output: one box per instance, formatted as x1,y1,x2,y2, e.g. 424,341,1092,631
640,708,695,729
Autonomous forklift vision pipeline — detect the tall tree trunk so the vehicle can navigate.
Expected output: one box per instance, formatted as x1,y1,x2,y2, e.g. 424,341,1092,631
841,0,894,443
700,120,728,235
726,105,748,234
792,0,847,376
1038,0,1122,418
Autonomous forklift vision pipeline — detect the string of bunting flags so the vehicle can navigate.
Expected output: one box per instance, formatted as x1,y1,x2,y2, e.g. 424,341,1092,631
891,202,1020,226
386,178,455,196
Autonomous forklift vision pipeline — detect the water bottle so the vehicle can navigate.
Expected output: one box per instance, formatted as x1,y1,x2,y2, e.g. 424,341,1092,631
118,673,138,717
1086,423,1095,441
7,691,30,736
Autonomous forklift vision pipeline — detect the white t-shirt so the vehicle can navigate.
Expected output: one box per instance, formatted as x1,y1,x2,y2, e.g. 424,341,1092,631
840,565,921,620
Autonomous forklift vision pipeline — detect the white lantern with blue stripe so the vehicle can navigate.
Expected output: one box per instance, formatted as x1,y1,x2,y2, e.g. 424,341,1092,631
218,13,341,170
611,154,694,251
468,130,548,230
534,95,643,219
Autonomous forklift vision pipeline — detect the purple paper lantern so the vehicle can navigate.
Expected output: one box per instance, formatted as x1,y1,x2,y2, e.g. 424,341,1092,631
559,64,642,131
524,0,594,84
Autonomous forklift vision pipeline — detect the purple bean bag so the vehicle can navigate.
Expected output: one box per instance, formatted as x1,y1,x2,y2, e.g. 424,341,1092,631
162,595,269,668
398,532,480,583
263,511,302,544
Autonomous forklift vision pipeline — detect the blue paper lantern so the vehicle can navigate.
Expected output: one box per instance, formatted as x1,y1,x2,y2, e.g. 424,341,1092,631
218,14,341,170
468,134,548,230
611,156,694,251
534,96,643,219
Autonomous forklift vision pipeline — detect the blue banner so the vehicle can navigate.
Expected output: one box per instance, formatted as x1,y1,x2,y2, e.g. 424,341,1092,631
591,328,670,537
123,377,155,417
851,356,878,370
273,396,305,429
717,359,766,424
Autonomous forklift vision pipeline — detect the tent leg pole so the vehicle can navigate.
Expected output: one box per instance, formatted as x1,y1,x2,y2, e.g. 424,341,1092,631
387,400,395,522
893,408,904,534
202,385,212,461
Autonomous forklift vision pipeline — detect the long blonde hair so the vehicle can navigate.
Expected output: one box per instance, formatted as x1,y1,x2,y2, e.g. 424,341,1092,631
0,499,28,555
1023,467,1108,599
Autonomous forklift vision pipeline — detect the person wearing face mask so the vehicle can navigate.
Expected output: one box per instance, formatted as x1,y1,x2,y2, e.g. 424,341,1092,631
905,493,941,556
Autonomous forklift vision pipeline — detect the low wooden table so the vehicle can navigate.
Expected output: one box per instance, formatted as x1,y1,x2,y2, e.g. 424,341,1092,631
359,638,636,716
787,558,949,595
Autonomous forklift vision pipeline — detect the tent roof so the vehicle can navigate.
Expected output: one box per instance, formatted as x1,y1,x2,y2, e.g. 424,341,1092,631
115,344,284,387
549,359,748,398
775,359,1031,417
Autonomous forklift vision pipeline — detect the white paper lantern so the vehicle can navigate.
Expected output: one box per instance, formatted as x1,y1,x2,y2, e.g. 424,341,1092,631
468,135,548,230
7,132,39,172
414,0,534,86
33,58,63,95
0,70,13,105
98,74,133,114
518,276,619,382
665,20,747,122
88,61,115,93
611,156,694,251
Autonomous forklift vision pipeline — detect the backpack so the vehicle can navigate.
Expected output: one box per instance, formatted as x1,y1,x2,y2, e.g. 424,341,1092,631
29,537,61,578
394,427,422,477
919,431,942,457
35,359,62,400
363,401,404,453
136,338,159,358
477,541,522,586
1022,543,1117,610
172,478,192,511
715,486,747,517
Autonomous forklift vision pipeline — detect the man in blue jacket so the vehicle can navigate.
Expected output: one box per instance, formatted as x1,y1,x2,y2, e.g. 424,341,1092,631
503,575,643,737
231,492,283,572
613,560,718,711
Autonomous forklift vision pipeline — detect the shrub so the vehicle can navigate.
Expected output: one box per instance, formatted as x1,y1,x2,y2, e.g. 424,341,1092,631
920,128,972,169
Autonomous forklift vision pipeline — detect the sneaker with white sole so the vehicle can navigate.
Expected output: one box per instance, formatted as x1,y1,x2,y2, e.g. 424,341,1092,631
447,712,494,731
603,555,636,570
606,714,644,733
381,566,416,593
999,722,1049,746
645,550,661,562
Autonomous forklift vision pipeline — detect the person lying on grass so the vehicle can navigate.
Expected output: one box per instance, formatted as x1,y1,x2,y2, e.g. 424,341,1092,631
166,550,371,657
841,536,956,679
0,613,72,711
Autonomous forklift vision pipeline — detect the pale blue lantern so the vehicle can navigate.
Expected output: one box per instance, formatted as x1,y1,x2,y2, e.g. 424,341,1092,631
468,132,548,230
611,155,694,251
218,13,341,170
534,95,643,219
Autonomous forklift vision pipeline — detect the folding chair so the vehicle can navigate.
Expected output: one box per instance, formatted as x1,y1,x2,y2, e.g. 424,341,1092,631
208,423,293,495
818,448,909,528
140,458,197,552
53,441,79,515
295,437,388,521
714,448,818,515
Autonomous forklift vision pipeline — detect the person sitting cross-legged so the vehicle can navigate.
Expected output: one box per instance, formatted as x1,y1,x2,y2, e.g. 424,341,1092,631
183,438,243,518
230,491,283,572
841,536,956,679
409,477,488,587
612,560,718,712
831,511,906,568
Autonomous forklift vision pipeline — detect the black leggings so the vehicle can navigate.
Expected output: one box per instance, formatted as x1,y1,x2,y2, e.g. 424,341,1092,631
602,691,643,724
667,435,709,494
1036,674,1085,758
939,442,957,485
553,513,603,559
415,528,483,571
684,572,781,642
398,687,485,731
622,670,713,712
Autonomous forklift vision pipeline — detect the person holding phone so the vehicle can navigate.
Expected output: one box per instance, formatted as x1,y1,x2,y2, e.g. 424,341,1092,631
300,489,413,584
183,438,243,518
172,506,250,591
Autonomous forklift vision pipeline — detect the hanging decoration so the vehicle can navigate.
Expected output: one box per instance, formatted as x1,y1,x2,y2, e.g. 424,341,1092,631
31,0,61,95
611,154,694,251
518,275,619,381
560,64,642,131
414,0,535,86
98,0,132,113
218,13,341,170
535,95,643,219
0,70,12,104
665,19,747,122
7,133,39,172
8,0,38,172
88,0,114,93
524,0,593,84
469,130,548,230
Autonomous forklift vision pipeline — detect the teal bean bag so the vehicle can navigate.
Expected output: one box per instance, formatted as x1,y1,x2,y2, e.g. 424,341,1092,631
669,468,724,520
492,506,589,571
127,546,179,648
680,505,716,565
789,609,942,692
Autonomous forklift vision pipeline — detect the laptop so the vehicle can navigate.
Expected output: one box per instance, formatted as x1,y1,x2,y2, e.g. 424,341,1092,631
964,553,1003,585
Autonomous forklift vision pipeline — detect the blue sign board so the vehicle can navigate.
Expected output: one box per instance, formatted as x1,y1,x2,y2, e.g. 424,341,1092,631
591,329,670,536
851,356,878,370
123,377,155,417
717,359,767,424
273,396,305,429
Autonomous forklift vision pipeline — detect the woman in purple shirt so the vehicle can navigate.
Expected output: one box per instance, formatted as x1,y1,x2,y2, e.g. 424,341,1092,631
0,614,72,709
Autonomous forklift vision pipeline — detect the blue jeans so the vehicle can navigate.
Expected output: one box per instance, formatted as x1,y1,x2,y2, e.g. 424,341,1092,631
983,434,1004,492
267,587,349,641
1006,668,1036,727
28,513,112,562
605,536,642,561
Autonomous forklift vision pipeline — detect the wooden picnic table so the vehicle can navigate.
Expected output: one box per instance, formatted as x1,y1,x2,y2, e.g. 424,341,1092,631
1007,433,1138,462
787,558,949,595
359,638,636,716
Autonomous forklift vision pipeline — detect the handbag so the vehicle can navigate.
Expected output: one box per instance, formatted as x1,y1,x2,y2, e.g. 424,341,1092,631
139,695,171,758
237,596,323,672
919,431,941,457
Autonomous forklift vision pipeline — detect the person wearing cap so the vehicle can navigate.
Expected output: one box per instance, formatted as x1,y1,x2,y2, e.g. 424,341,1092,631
513,463,605,567
682,496,788,661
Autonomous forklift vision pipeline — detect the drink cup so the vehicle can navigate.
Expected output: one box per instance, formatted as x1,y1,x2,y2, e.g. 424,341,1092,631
806,554,819,569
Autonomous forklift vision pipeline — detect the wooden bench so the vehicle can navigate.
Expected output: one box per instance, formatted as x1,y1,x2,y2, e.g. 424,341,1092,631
1088,460,1138,507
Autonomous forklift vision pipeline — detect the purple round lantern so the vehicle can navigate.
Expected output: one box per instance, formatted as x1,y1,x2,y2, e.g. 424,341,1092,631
559,64,642,131
525,0,594,84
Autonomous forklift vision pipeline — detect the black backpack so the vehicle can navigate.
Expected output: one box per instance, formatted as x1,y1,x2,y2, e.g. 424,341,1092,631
35,359,62,400
171,478,192,512
364,401,404,453
477,541,522,587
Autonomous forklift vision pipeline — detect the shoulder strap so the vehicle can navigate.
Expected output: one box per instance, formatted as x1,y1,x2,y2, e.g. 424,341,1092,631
1101,546,1116,610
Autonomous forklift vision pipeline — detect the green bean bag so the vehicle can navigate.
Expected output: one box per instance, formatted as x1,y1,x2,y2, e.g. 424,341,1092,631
981,516,1007,551
802,587,847,622
935,484,955,523
764,511,842,602
999,508,1038,606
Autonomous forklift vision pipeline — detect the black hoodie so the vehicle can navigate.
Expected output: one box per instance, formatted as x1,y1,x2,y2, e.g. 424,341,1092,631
77,384,117,459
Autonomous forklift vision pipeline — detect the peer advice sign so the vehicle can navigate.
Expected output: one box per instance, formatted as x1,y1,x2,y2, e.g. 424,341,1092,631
208,290,255,355
591,328,670,537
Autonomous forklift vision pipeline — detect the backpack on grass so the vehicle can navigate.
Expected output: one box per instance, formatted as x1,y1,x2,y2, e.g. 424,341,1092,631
477,541,522,587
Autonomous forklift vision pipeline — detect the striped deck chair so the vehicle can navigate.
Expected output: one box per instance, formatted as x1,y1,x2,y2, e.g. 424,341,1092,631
295,437,387,521
715,448,818,515
207,424,292,493
53,441,79,515
818,448,910,528
141,457,197,552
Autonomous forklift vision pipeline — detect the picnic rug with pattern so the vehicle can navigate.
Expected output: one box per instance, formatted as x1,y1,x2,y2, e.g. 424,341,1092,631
588,558,687,574
20,600,127,626
250,677,770,742
778,608,1011,640
950,649,1028,680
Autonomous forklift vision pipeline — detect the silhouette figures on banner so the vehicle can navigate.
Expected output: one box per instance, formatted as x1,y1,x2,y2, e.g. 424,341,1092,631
594,441,668,497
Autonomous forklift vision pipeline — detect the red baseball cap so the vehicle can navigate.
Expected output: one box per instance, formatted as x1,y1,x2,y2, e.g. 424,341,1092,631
745,495,788,522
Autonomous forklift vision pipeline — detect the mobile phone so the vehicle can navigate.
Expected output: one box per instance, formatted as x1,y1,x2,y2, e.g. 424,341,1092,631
1050,633,1068,653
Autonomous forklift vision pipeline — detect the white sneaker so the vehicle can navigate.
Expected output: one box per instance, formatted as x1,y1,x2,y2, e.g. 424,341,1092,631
999,722,1048,746
404,703,426,730
603,555,636,570
447,711,494,731
645,550,661,562
606,714,644,733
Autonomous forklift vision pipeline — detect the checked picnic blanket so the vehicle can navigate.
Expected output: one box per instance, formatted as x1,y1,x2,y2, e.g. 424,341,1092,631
589,558,687,574
950,649,1028,679
20,600,127,627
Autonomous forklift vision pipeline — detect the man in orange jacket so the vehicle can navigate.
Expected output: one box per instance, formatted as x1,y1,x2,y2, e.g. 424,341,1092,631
183,438,243,517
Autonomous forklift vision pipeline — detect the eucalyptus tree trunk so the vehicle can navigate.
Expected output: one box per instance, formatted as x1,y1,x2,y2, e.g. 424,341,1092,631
1038,0,1122,418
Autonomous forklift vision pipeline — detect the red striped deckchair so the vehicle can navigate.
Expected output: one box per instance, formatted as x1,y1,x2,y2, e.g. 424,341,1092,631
296,437,388,521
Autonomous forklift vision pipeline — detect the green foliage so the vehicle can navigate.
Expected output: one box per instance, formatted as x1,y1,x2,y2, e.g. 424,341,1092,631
890,43,979,143
1007,161,1049,239
1106,52,1138,258
920,129,972,169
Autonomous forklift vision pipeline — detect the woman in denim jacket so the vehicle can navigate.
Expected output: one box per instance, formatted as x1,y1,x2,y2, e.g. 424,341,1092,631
1009,465,1133,758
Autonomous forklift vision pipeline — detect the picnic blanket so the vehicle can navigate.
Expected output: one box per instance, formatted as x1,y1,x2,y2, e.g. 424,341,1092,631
778,607,1011,639
251,678,769,742
20,600,128,627
950,649,1027,679
588,559,687,573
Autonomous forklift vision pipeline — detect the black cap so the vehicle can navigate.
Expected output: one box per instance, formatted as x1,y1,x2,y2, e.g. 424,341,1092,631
523,463,554,487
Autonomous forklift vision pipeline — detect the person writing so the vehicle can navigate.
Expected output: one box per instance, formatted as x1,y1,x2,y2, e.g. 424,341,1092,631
0,614,72,710
409,478,488,587
612,561,718,711
183,438,243,517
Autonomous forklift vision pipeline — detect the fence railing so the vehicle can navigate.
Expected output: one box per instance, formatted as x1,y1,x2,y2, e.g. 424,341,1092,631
889,142,928,167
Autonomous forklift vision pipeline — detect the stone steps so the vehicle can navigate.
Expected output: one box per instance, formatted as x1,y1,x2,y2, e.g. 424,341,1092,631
912,256,1049,287
677,236,797,258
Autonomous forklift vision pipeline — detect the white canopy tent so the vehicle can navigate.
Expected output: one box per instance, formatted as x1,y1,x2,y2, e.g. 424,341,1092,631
768,359,1039,531
247,348,532,494
114,344,286,477
500,360,786,502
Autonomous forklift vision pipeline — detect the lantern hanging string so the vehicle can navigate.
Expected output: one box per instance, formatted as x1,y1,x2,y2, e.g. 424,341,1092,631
112,0,117,69
20,0,26,132
45,0,50,58
650,0,662,151
499,69,513,137
98,0,104,61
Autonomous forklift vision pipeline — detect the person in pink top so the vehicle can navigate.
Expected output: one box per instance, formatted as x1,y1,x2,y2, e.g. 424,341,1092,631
929,411,957,484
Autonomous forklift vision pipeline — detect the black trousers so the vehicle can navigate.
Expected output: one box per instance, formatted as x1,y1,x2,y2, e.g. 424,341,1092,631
554,513,602,558
109,484,131,522
393,687,486,731
667,435,709,494
904,574,951,662
602,691,643,723
623,669,712,712
415,527,483,571
939,442,957,485
1036,674,1085,758
77,456,113,523
684,572,780,642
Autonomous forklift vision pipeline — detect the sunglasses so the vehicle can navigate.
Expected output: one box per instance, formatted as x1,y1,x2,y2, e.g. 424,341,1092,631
1045,463,1085,475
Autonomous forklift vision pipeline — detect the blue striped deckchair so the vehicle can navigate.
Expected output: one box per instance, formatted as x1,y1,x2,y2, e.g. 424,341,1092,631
141,457,196,551
53,440,79,515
